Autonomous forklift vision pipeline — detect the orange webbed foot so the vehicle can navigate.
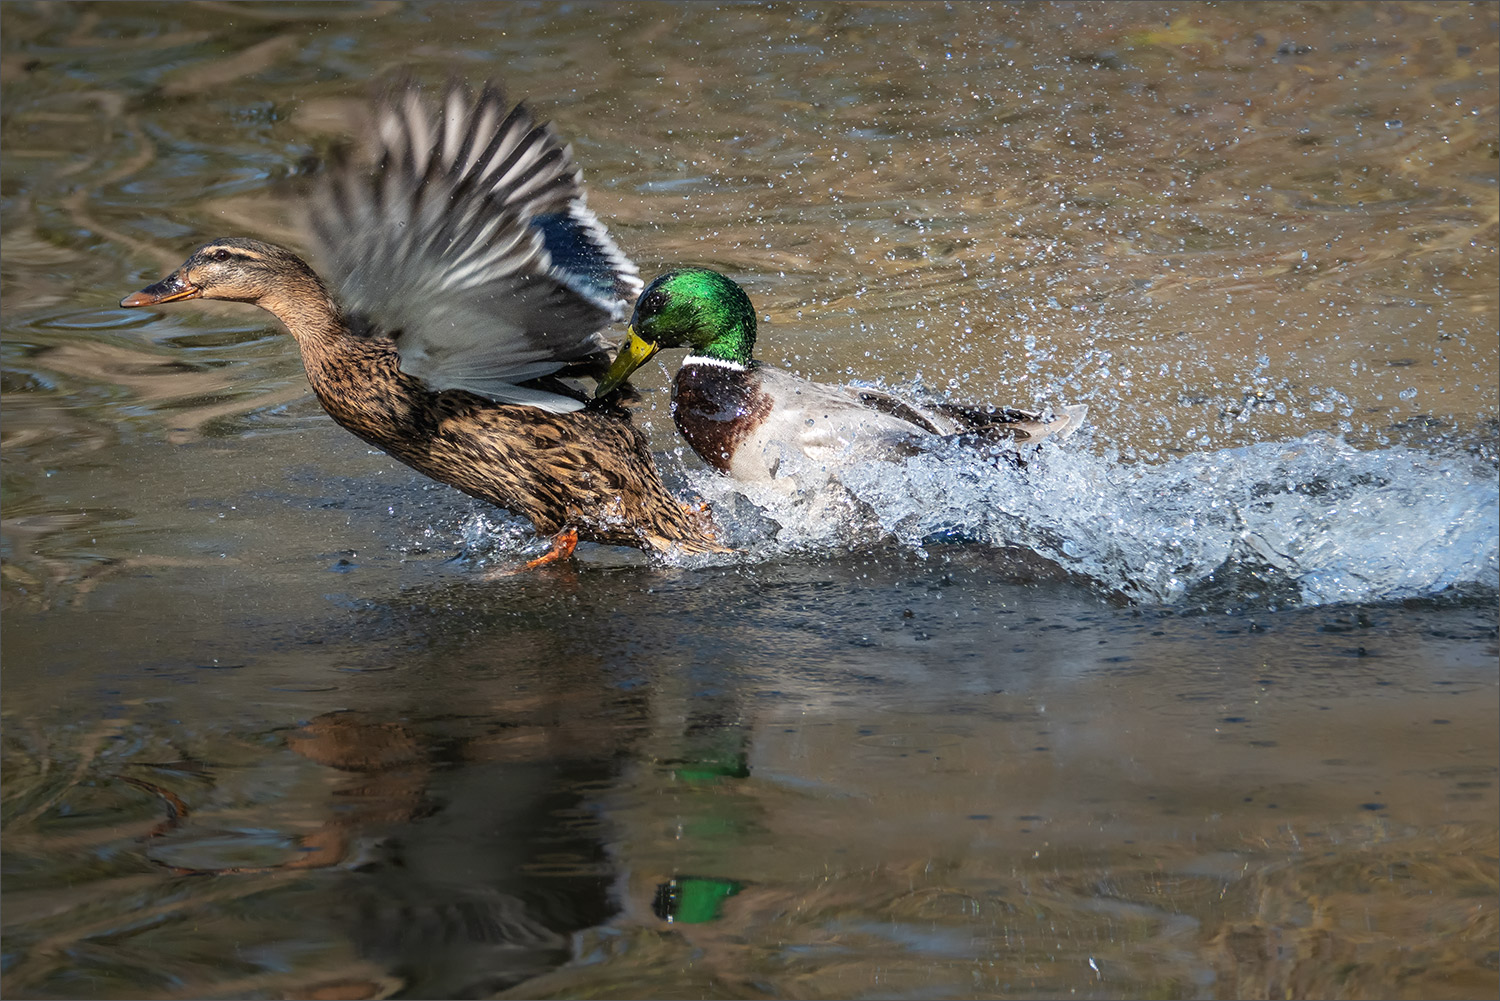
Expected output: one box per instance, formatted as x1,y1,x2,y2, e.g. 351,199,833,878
522,528,579,570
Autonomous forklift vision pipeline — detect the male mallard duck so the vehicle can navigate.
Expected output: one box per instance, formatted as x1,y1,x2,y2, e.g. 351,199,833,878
121,81,724,565
595,268,1087,483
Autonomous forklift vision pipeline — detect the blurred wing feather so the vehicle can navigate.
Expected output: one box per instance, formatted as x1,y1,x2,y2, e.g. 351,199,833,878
310,81,641,413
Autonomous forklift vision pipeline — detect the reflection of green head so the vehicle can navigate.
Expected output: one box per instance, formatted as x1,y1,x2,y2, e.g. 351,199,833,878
630,268,758,364
652,876,744,924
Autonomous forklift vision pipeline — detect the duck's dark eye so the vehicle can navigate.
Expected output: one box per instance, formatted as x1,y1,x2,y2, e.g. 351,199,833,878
640,287,668,315
209,249,232,262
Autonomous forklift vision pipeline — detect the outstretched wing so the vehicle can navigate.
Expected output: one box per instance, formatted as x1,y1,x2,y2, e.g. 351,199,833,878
310,80,641,413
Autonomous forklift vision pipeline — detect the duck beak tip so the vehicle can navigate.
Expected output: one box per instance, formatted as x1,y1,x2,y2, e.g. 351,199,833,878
119,277,200,309
595,327,661,399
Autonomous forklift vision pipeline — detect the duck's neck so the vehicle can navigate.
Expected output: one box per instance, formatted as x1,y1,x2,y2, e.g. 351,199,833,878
690,309,756,367
254,269,387,413
256,270,345,350
683,353,750,372
261,276,411,446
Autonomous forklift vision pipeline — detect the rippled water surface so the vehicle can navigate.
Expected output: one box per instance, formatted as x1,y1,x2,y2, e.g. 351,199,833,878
3,3,1497,999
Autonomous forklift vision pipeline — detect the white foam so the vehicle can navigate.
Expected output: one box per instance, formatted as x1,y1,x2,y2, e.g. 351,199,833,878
687,434,1500,607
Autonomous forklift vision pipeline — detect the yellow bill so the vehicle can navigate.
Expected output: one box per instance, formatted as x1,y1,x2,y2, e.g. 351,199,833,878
595,326,661,398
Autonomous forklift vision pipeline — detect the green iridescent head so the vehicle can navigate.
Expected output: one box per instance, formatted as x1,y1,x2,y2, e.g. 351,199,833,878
595,268,757,397
631,268,757,361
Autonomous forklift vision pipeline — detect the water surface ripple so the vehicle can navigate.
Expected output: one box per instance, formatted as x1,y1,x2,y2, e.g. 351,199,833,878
2,3,1496,1000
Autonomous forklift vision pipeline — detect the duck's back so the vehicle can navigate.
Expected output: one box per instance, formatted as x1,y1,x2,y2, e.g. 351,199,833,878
672,361,1086,483
671,362,943,482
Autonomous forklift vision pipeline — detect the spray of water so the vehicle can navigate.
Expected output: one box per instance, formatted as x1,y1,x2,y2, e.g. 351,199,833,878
682,431,1499,607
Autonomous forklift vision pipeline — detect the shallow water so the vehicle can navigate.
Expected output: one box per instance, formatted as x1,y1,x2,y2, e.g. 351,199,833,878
2,3,1497,999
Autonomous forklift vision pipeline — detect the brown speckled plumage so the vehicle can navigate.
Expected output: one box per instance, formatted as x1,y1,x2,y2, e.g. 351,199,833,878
121,82,725,560
297,307,717,551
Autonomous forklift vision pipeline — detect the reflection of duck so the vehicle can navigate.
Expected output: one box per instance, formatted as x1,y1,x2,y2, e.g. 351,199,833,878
121,82,724,565
597,268,1088,482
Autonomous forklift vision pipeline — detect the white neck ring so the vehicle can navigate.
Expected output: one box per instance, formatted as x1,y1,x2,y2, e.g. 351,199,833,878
683,355,748,372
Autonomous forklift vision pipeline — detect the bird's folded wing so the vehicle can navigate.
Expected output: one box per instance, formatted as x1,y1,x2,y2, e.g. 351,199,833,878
310,81,641,413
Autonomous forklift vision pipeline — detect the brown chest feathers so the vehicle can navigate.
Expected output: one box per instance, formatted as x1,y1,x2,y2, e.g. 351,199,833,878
670,363,773,474
298,334,718,553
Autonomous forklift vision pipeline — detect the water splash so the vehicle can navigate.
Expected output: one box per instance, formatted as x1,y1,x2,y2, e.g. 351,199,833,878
687,433,1499,607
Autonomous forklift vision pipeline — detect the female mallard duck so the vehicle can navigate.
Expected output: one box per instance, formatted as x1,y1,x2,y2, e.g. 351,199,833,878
595,268,1088,483
121,81,724,565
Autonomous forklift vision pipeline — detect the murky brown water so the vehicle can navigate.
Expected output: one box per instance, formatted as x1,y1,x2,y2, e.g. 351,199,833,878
3,3,1496,999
